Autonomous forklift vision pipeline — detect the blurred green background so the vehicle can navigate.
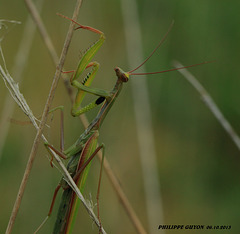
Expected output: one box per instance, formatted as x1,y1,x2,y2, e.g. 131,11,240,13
1,0,240,233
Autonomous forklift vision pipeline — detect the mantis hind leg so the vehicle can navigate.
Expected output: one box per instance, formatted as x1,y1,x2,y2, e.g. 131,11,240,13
96,144,105,232
45,106,66,167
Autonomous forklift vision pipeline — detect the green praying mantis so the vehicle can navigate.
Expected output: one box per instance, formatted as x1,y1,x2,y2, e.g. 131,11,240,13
36,14,210,234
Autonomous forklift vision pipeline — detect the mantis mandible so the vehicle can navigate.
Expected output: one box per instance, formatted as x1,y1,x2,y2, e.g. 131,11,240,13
36,14,210,234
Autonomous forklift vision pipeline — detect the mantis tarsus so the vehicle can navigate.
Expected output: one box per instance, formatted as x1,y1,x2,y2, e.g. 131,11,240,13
37,13,211,234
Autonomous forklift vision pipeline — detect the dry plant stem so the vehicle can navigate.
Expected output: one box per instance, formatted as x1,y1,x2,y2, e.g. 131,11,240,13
100,154,147,234
121,0,164,233
24,0,146,233
174,61,240,151
5,1,85,233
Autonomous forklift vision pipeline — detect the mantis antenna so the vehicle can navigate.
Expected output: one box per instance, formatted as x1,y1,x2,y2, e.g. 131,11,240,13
127,21,214,76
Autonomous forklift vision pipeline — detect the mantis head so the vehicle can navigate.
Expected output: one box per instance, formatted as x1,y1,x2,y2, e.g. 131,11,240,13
114,67,129,82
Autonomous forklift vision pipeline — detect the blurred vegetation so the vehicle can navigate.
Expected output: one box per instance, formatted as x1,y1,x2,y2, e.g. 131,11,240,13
0,0,240,233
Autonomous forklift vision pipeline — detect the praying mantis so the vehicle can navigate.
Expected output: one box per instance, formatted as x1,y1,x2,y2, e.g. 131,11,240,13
37,14,210,234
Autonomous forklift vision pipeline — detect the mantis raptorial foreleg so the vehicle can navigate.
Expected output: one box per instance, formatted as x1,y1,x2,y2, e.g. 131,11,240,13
57,14,108,118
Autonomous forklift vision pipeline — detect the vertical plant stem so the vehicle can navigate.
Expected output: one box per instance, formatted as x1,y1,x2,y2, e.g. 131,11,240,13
121,0,165,233
5,1,83,233
100,156,147,234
